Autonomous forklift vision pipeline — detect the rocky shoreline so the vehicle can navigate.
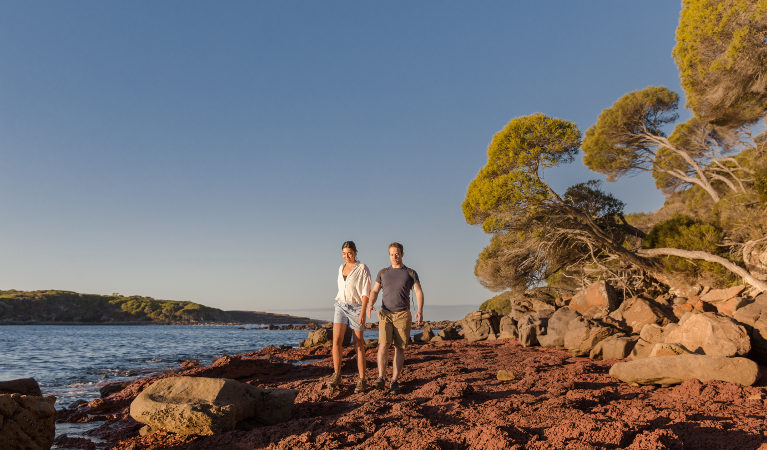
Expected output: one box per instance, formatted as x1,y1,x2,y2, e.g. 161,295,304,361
46,336,767,449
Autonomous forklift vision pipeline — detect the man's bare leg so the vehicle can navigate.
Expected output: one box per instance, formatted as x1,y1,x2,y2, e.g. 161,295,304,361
377,344,388,380
391,346,404,382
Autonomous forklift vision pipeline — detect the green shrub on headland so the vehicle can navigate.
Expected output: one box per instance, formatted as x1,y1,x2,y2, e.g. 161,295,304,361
0,290,230,324
479,292,513,315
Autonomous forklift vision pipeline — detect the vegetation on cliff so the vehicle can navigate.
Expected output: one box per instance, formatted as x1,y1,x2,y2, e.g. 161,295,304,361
465,0,767,300
0,290,231,324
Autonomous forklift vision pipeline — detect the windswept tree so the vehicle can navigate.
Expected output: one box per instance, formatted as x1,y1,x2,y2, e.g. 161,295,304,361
463,114,665,293
582,86,754,203
674,0,767,126
465,114,767,293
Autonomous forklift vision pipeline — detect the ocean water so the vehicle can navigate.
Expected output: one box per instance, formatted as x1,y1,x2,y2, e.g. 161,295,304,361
0,304,477,409
0,325,318,407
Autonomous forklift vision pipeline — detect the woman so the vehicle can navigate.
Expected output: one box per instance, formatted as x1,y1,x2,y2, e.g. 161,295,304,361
329,241,372,392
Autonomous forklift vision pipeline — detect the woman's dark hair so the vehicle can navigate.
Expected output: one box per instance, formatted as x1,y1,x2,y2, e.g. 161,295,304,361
341,241,357,253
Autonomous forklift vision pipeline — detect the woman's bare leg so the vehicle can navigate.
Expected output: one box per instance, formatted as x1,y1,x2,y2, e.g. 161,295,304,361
332,322,348,375
353,330,366,379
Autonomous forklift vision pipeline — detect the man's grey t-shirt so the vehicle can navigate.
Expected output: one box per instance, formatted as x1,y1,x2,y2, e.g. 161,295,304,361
376,266,419,312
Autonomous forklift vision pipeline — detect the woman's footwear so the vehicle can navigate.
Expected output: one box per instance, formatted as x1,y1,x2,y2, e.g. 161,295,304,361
327,372,341,388
389,380,400,394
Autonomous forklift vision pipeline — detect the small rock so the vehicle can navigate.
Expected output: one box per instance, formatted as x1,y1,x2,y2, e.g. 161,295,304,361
496,370,515,381
649,343,693,357
701,285,746,303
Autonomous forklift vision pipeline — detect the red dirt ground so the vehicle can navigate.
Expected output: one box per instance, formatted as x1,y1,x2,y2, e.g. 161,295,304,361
60,340,767,449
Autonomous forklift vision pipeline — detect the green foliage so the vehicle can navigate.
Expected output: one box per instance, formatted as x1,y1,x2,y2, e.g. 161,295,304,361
582,86,679,181
643,215,735,283
479,292,513,315
463,114,581,233
674,0,767,126
0,290,229,324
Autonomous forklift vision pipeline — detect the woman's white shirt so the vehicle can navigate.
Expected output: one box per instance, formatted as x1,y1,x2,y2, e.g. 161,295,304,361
335,263,371,305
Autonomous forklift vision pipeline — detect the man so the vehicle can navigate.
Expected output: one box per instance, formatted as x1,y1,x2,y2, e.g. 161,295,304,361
368,242,424,394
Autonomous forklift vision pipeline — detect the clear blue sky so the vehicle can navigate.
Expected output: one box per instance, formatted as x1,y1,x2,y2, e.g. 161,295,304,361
0,2,683,314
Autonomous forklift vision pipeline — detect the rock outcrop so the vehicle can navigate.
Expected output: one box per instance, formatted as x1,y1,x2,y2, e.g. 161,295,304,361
0,378,42,396
537,308,580,348
0,394,56,450
664,312,750,357
568,281,619,318
460,310,500,342
608,296,674,333
129,376,296,435
589,335,637,360
609,354,759,386
563,317,613,356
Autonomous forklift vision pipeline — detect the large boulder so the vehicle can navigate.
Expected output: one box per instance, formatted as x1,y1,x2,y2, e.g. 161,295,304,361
563,317,614,356
733,301,767,361
609,355,759,386
700,285,746,303
300,328,332,347
461,310,500,342
431,323,462,342
537,308,580,348
299,327,352,347
0,378,42,396
516,310,553,347
413,324,435,343
715,297,749,317
0,394,56,450
664,312,750,357
498,315,517,339
608,296,674,333
568,281,619,318
130,376,297,435
629,323,679,359
589,335,637,360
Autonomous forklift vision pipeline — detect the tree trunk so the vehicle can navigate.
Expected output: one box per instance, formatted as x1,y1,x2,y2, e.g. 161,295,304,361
637,247,767,292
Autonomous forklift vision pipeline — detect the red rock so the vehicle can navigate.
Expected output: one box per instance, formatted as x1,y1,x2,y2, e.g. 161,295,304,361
716,296,749,317
568,281,618,317
701,285,746,303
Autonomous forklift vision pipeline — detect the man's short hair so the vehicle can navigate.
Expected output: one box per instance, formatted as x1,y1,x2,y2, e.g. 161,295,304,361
388,242,404,254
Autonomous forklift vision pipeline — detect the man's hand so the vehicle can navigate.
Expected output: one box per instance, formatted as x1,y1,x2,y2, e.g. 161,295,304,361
367,304,375,319
415,310,423,326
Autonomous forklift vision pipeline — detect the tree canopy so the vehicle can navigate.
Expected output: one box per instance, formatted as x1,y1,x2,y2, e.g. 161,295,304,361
674,0,767,126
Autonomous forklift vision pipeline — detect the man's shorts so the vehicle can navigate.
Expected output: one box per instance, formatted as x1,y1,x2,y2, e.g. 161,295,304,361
333,301,363,331
378,308,411,349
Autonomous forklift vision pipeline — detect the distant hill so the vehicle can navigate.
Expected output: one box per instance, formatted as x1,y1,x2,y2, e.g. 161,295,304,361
0,290,319,325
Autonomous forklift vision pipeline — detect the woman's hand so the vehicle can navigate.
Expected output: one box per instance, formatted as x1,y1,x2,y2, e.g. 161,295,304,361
358,310,366,328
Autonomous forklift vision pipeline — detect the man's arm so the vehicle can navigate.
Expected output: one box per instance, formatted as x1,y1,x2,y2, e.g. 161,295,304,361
413,282,424,325
367,282,381,318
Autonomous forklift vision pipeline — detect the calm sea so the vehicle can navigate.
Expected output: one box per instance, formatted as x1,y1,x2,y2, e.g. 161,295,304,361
0,325,318,407
0,305,475,410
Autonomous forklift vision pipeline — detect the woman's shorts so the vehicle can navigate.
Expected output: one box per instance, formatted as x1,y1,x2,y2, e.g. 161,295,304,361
333,301,363,331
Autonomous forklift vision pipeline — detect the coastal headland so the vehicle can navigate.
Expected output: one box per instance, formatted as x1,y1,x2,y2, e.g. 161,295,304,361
56,338,767,449
0,290,322,326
